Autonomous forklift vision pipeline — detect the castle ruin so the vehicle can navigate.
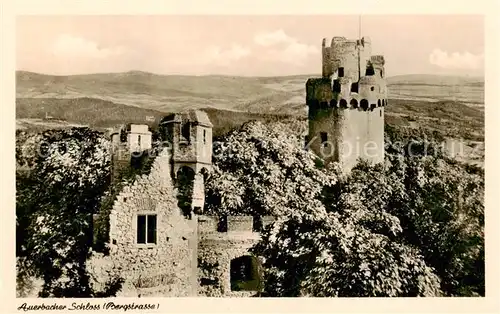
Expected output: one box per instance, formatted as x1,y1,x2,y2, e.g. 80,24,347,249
101,110,270,297
98,35,387,297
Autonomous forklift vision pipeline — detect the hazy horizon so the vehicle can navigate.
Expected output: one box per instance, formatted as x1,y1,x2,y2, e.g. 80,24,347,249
16,69,485,79
17,15,484,77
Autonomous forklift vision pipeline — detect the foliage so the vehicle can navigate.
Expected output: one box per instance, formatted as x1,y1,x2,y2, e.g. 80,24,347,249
206,120,484,297
205,120,335,217
16,127,117,297
383,134,484,296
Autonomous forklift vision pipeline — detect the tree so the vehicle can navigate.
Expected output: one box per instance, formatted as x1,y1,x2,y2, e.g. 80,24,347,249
206,121,446,296
16,127,115,297
252,160,442,297
383,133,484,296
205,120,336,217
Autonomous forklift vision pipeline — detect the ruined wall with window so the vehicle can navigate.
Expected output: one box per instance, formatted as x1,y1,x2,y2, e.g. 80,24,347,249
106,149,198,297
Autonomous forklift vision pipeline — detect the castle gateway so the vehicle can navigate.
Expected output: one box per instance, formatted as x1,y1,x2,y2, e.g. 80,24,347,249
306,36,387,172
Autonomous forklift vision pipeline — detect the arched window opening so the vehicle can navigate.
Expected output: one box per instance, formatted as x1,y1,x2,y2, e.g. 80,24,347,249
230,256,263,292
176,166,196,217
370,86,375,91
370,103,376,110
350,99,359,109
339,99,348,108
360,99,369,111
377,99,381,107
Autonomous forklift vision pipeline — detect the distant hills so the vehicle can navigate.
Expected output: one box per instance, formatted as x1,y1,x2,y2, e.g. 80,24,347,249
16,70,484,114
16,70,484,138
386,74,484,87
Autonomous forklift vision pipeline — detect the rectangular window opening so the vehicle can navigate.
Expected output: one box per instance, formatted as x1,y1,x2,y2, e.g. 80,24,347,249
351,82,359,93
338,67,344,77
137,214,157,244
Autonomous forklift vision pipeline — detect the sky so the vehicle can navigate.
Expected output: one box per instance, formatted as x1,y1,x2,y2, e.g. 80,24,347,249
16,15,484,77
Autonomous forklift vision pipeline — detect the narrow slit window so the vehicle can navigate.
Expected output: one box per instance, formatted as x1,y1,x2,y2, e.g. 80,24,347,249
137,214,157,244
137,135,141,148
203,129,207,144
181,123,190,141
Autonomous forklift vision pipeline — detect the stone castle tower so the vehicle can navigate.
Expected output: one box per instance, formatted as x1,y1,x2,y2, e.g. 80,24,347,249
306,36,387,172
159,110,213,215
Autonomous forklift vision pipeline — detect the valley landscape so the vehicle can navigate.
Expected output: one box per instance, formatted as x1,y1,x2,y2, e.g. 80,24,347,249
16,70,485,166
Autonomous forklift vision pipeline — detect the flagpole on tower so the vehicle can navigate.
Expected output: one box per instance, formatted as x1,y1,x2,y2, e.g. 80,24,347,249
357,15,362,80
359,15,361,40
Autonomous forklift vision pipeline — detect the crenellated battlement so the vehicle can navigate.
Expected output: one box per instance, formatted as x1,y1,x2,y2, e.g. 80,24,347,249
370,55,385,65
197,215,276,234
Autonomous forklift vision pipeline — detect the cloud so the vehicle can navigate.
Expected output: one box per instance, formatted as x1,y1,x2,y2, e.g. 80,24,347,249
254,29,292,47
51,34,127,59
429,49,484,70
254,29,319,65
203,44,251,66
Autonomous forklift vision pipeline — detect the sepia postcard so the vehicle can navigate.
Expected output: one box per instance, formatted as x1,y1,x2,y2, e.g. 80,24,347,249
2,0,500,313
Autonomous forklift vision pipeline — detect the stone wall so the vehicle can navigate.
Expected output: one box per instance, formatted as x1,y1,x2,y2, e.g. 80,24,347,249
106,149,197,297
197,215,275,297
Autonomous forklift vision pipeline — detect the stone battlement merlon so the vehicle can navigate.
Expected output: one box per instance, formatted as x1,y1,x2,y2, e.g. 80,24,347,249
370,55,385,66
